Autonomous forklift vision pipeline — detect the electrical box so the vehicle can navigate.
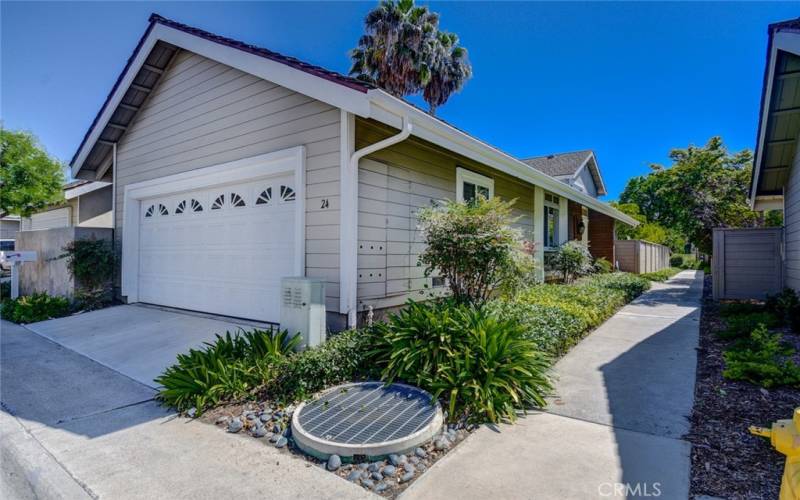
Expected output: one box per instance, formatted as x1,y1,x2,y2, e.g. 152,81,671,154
280,277,326,349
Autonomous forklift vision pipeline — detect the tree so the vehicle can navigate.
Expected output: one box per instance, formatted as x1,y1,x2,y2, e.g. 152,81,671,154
1,129,64,218
421,31,472,115
619,137,756,254
611,202,687,252
349,0,472,114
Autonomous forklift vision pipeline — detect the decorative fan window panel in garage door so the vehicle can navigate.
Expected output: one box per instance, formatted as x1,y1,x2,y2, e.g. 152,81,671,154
138,175,296,322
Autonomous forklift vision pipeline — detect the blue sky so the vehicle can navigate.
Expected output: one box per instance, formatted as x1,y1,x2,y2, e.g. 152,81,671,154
2,2,797,199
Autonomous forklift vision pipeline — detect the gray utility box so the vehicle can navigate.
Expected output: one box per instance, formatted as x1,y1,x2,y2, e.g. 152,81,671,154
280,277,326,349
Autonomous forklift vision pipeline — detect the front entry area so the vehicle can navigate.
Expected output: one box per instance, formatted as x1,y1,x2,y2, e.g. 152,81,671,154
121,147,306,324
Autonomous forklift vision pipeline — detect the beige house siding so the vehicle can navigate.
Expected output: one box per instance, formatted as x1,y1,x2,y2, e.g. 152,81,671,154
355,118,536,311
114,50,342,311
786,144,800,291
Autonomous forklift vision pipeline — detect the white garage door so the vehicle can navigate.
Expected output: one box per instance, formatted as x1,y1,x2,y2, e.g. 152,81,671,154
138,175,297,322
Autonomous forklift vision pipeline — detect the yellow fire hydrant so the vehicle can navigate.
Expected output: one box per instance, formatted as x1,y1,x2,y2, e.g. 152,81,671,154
750,407,800,500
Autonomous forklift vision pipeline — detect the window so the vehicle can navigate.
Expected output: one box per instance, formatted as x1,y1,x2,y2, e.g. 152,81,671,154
456,167,494,203
544,206,559,248
0,240,14,251
175,200,186,214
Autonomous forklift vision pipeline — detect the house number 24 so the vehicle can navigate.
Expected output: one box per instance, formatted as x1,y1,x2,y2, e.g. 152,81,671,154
320,199,330,209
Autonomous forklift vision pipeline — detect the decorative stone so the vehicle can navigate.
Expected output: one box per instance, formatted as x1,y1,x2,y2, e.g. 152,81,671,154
327,454,342,471
416,463,427,473
415,447,427,459
382,465,396,476
434,437,450,450
374,482,389,493
368,462,382,472
361,479,374,489
227,418,243,433
273,410,284,420
272,423,282,434
274,436,288,448
400,472,414,483
216,416,230,425
371,472,382,482
245,412,258,421
403,463,415,473
186,407,197,418
409,456,420,465
357,462,369,470
251,425,268,438
269,433,280,443
259,412,272,423
347,470,362,482
389,454,402,466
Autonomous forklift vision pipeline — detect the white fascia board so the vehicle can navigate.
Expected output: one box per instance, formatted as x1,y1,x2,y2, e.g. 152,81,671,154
64,181,111,200
366,92,639,226
72,23,371,177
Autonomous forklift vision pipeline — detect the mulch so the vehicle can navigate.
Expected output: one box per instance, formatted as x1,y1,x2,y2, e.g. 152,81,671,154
686,274,800,499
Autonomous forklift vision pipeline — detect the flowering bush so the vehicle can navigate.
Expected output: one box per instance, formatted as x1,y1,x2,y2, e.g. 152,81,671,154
417,197,536,305
553,241,593,283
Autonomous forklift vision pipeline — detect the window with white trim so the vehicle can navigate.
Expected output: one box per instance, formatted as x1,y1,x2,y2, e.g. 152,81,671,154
544,192,560,249
456,167,494,204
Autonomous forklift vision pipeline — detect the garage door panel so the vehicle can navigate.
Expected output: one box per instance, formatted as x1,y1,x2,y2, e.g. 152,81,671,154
138,174,296,322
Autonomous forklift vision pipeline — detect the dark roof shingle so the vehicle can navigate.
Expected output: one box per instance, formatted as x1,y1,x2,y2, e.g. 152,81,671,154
520,150,593,177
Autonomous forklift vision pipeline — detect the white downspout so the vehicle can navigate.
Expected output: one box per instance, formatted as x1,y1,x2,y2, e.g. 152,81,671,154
342,115,412,329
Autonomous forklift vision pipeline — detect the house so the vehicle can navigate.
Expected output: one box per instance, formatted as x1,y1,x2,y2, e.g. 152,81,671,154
20,180,113,231
68,14,637,329
750,18,800,292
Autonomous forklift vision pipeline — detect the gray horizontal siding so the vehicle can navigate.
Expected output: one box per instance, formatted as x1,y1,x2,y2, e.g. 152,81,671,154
785,144,800,292
115,50,341,311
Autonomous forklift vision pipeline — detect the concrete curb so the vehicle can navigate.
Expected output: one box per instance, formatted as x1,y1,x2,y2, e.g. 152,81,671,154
0,410,95,500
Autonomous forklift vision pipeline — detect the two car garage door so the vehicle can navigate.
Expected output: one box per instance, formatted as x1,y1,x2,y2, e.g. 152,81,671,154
137,175,296,322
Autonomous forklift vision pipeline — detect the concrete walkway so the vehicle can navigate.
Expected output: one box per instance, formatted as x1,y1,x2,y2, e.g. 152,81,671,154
403,270,702,500
1,320,372,500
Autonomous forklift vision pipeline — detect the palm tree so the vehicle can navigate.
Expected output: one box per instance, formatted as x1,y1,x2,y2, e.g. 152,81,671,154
422,31,472,115
349,0,439,97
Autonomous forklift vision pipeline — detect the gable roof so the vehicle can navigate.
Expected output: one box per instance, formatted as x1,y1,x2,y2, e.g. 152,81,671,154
70,13,636,226
521,150,607,196
750,17,800,205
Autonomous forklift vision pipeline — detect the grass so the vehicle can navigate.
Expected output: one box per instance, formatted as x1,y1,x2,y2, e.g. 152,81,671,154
640,267,682,282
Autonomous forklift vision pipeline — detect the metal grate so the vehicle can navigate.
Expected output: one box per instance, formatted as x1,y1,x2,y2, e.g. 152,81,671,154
296,382,438,445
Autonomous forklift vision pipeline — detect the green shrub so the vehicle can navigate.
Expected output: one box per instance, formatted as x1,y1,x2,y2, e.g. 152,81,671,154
0,281,10,300
552,241,593,283
59,238,115,290
268,329,376,402
766,288,799,326
723,325,800,388
717,312,779,341
372,300,552,423
1,292,70,323
719,302,765,317
417,197,536,305
640,267,681,282
593,257,613,274
156,328,300,413
498,273,649,357
669,255,684,267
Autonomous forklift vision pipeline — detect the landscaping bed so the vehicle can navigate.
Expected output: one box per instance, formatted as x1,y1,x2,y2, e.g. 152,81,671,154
198,399,473,497
687,274,800,499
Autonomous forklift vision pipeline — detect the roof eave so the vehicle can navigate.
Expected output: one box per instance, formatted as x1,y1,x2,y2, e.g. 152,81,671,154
366,90,638,226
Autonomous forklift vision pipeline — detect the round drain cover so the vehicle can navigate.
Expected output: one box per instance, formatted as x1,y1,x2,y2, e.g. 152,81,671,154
291,382,443,459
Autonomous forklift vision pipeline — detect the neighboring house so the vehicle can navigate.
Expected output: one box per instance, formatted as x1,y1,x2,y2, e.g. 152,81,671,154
68,14,637,329
20,180,113,231
521,150,607,198
750,18,800,292
1,215,21,249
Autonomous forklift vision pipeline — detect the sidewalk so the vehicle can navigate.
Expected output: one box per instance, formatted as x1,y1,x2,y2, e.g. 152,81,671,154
403,270,702,500
0,320,372,500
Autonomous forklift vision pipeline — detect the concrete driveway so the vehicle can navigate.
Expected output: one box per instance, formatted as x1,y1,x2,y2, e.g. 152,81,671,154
24,304,271,387
1,319,372,500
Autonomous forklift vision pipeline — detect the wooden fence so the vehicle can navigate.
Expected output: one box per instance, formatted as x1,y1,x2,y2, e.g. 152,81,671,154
712,227,783,300
614,240,671,274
